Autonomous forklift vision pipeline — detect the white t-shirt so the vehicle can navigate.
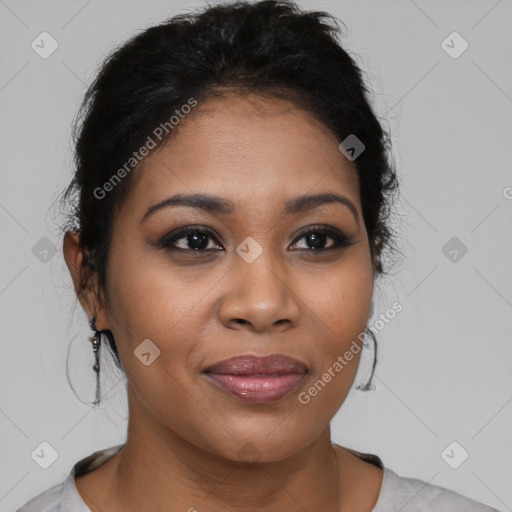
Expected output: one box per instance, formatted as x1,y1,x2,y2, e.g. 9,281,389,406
15,444,501,512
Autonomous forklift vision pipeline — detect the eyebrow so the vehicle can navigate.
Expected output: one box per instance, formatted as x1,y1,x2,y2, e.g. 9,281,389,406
141,192,359,225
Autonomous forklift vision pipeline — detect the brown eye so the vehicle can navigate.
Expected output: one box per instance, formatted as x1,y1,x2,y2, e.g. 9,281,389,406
290,227,354,252
159,226,223,252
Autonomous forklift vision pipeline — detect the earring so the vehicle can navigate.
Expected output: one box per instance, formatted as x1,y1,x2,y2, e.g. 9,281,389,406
87,315,101,405
355,328,377,392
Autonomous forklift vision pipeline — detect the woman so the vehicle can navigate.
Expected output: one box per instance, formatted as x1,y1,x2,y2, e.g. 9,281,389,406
16,1,500,510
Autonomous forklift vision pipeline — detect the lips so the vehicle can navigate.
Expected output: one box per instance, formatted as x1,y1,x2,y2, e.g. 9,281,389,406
204,354,308,375
202,354,308,403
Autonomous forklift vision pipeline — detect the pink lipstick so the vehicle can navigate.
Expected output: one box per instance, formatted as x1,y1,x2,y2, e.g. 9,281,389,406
203,354,308,403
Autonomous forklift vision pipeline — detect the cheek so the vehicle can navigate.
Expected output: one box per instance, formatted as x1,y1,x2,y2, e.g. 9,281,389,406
296,256,373,343
104,259,207,431
331,271,373,336
293,258,373,398
101,254,191,403
103,247,226,390
105,245,219,341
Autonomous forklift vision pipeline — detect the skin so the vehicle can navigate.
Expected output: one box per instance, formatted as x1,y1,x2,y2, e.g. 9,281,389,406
64,92,383,512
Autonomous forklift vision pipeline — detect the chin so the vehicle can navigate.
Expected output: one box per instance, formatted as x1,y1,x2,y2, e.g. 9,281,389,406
201,428,317,465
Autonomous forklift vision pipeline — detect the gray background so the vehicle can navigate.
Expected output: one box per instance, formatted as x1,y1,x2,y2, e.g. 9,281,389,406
1,0,511,510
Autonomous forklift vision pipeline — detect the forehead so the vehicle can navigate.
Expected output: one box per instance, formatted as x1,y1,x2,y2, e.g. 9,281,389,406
122,93,360,217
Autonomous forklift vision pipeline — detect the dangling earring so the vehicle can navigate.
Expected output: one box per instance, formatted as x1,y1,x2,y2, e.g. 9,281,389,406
87,315,101,405
355,327,377,391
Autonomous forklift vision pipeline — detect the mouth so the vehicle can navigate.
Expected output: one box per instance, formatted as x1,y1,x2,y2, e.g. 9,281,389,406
202,354,308,404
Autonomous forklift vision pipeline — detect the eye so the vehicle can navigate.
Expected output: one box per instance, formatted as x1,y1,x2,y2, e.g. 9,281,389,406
158,224,354,255
290,226,354,252
158,226,223,253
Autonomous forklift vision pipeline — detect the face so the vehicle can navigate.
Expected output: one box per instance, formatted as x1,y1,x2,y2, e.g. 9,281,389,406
77,92,376,462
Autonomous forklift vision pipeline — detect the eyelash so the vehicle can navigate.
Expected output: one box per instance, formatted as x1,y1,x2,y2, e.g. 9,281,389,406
157,225,355,255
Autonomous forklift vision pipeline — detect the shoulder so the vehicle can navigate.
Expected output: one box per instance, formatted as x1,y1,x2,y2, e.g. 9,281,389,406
15,482,64,512
15,444,125,512
376,467,501,512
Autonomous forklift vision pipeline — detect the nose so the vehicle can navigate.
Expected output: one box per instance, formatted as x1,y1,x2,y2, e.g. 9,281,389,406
217,248,300,334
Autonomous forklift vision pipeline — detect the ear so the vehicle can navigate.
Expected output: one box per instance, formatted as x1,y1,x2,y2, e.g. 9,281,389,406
63,230,110,331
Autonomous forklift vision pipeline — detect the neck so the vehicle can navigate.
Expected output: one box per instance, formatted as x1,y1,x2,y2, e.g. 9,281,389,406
106,393,344,512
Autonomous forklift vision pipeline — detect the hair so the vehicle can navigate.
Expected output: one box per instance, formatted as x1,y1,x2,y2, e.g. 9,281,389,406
58,0,401,404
